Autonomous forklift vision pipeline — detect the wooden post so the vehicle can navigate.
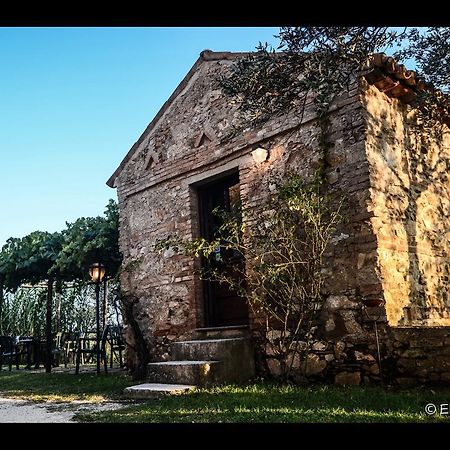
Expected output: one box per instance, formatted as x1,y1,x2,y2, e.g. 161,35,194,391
45,277,53,373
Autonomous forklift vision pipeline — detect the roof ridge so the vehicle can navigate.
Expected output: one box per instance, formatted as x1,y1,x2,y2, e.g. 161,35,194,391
199,49,254,61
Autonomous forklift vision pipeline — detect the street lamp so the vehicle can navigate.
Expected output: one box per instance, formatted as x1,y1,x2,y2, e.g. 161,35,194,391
89,262,106,374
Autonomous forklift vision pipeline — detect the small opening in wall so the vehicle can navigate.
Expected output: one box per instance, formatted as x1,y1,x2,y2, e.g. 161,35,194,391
147,156,155,169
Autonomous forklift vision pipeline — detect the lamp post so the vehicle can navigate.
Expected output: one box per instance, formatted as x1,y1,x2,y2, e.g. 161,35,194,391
89,262,106,374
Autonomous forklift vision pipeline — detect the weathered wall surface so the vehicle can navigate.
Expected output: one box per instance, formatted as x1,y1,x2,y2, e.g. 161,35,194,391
263,81,450,386
115,54,380,365
362,82,450,326
264,324,450,385
114,52,450,384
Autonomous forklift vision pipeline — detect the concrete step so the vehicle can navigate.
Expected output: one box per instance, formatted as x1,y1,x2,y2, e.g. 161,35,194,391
194,325,250,340
123,383,196,400
147,360,222,387
172,337,256,383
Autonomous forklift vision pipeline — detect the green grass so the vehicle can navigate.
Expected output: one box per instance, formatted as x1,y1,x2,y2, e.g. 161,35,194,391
0,369,135,403
75,382,450,423
1,370,449,422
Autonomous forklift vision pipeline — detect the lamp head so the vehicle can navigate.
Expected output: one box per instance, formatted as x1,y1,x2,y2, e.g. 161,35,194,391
251,146,268,164
89,262,106,283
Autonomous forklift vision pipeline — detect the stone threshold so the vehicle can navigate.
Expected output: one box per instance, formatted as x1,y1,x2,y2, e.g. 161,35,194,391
195,325,249,332
123,383,196,400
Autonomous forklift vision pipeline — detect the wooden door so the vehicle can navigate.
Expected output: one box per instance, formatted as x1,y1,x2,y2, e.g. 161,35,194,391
198,172,248,327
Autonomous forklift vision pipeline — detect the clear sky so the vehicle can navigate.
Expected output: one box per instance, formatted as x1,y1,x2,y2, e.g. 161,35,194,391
0,27,280,248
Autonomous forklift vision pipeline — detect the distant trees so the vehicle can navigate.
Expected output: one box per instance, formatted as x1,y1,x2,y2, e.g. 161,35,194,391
0,200,122,372
0,199,121,292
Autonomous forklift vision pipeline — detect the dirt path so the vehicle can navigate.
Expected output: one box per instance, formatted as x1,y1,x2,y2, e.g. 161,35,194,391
0,396,125,423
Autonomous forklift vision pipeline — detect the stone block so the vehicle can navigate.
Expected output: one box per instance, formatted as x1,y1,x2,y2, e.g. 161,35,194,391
395,377,416,386
147,360,223,387
334,371,361,386
302,354,327,376
267,358,283,377
354,351,376,363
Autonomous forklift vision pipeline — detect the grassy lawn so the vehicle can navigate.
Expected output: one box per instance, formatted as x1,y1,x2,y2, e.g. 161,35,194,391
0,368,135,403
75,382,450,423
1,370,449,422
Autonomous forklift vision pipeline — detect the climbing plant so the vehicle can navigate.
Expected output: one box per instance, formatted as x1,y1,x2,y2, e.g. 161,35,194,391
156,173,343,381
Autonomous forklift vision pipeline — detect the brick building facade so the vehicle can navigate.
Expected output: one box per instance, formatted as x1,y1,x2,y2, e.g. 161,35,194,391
107,51,450,385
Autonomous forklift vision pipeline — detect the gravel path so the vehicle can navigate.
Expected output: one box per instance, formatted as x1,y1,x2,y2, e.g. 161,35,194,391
0,396,125,423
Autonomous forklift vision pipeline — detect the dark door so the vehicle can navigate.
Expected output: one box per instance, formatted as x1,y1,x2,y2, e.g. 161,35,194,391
198,172,248,327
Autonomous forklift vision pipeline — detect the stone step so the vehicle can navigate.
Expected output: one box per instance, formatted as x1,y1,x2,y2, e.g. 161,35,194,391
172,337,248,360
172,337,256,383
123,383,196,400
147,360,223,387
194,325,250,339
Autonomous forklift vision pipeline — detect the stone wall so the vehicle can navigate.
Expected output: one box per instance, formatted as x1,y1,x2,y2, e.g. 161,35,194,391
363,82,450,326
113,52,450,384
261,81,450,385
263,324,450,386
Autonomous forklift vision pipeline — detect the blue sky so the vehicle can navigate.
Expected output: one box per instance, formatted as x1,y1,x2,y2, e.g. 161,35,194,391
0,27,280,248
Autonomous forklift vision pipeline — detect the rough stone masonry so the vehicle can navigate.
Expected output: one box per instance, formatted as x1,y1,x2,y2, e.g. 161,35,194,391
107,50,450,385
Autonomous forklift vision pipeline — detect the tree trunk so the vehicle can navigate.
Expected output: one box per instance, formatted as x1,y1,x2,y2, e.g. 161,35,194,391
46,277,54,373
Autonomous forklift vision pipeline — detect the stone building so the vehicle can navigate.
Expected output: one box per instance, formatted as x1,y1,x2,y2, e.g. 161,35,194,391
107,50,450,386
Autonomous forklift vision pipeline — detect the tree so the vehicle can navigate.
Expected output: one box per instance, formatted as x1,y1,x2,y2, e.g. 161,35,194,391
54,199,122,281
220,27,450,327
156,173,342,381
220,27,450,135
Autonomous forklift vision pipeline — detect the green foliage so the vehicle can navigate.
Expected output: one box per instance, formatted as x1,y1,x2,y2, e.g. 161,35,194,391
0,231,63,291
0,281,122,336
0,287,46,335
221,28,408,124
0,200,121,290
54,199,122,281
0,200,122,335
394,27,450,94
220,27,450,168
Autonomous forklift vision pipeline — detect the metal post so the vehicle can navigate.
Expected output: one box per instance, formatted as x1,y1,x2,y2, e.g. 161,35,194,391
46,277,53,373
95,281,101,375
0,274,4,335
363,304,384,385
373,320,383,385
102,278,107,331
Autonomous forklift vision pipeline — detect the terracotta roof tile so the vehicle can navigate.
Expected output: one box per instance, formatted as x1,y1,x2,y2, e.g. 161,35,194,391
363,53,450,127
